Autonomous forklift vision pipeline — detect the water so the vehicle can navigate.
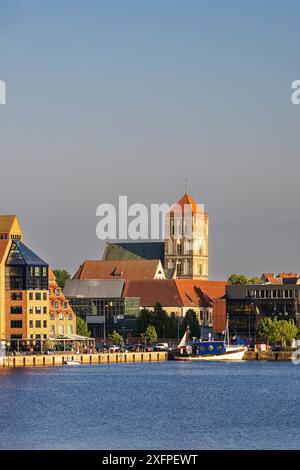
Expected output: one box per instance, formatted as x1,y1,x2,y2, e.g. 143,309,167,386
0,361,299,450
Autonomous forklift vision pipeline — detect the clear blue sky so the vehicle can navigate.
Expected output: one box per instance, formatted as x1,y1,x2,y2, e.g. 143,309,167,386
0,0,300,279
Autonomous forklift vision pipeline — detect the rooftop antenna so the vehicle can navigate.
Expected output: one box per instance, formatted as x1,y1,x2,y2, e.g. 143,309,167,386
184,178,188,194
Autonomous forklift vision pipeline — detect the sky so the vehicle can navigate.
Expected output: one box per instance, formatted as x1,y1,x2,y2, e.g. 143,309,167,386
0,0,300,279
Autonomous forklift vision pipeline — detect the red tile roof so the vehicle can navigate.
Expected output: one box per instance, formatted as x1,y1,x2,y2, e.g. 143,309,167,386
124,280,183,307
74,259,163,281
169,193,208,217
124,278,227,309
175,280,227,307
279,272,298,279
261,273,274,279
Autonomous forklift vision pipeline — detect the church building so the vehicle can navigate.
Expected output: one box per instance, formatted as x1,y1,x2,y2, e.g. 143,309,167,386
102,193,209,280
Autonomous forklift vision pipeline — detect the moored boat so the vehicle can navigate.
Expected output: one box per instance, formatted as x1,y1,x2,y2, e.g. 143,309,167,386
174,324,246,361
64,358,82,365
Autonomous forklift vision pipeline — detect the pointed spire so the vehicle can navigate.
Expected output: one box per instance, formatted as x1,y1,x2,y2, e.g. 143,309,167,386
184,178,188,194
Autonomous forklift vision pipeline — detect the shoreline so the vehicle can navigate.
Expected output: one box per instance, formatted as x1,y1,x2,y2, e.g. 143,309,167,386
0,350,295,368
0,351,168,368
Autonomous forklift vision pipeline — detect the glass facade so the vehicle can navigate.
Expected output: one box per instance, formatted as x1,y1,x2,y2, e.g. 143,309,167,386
69,297,125,320
69,296,140,340
5,241,49,291
227,285,300,338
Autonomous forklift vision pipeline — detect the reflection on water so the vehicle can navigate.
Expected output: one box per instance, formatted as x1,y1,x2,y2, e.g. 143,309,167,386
0,361,299,450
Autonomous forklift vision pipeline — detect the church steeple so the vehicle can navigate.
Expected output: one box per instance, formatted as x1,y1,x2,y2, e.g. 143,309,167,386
164,193,209,279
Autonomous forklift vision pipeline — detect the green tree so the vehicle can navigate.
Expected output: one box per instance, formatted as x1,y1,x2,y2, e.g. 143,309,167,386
134,308,154,336
228,274,261,285
109,330,124,345
258,317,298,348
76,316,91,337
258,317,281,344
181,309,200,337
141,325,158,344
228,274,249,285
277,320,298,349
248,277,261,284
53,269,71,288
152,303,169,338
169,312,181,339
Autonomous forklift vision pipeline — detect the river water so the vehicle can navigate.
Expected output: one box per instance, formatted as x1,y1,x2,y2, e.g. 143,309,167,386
0,361,299,449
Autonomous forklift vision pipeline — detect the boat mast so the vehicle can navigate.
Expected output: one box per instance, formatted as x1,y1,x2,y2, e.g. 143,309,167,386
224,315,229,346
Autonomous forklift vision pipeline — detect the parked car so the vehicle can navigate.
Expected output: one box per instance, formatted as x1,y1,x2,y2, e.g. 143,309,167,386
155,343,169,351
96,345,109,353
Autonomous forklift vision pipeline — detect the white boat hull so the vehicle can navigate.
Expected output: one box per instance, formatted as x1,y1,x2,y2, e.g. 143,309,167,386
175,347,246,361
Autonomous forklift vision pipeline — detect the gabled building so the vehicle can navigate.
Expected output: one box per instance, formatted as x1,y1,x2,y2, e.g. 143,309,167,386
175,279,226,328
0,215,76,348
261,272,300,284
5,239,49,342
74,259,166,281
49,269,76,337
124,279,183,315
123,279,226,327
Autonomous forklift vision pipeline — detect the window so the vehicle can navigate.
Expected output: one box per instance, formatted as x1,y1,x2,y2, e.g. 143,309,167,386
29,306,33,314
67,313,73,320
11,320,22,328
29,320,33,328
43,292,47,301
50,325,55,334
35,320,41,328
58,313,64,321
35,306,41,314
43,306,47,314
54,301,59,309
11,292,22,301
35,292,41,301
58,325,64,335
34,267,41,277
43,320,47,328
55,289,60,296
63,302,68,309
10,306,22,315
50,313,55,321
29,292,33,301
36,334,41,339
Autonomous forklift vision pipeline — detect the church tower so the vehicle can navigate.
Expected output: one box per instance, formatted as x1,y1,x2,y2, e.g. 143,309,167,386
164,193,208,279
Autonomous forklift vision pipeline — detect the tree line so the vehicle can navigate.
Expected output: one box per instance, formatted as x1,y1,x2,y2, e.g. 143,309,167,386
134,303,201,339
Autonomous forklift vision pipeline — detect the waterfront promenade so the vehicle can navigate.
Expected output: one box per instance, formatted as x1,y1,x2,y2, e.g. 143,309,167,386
0,349,295,367
0,351,168,368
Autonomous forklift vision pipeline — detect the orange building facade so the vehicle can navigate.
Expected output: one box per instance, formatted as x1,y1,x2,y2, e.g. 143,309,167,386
0,215,76,348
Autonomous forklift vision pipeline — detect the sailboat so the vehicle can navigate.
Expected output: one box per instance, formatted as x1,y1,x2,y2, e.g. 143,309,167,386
175,322,246,361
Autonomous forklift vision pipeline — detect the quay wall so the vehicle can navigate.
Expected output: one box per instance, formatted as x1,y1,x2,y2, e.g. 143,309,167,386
0,351,168,368
244,350,293,361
